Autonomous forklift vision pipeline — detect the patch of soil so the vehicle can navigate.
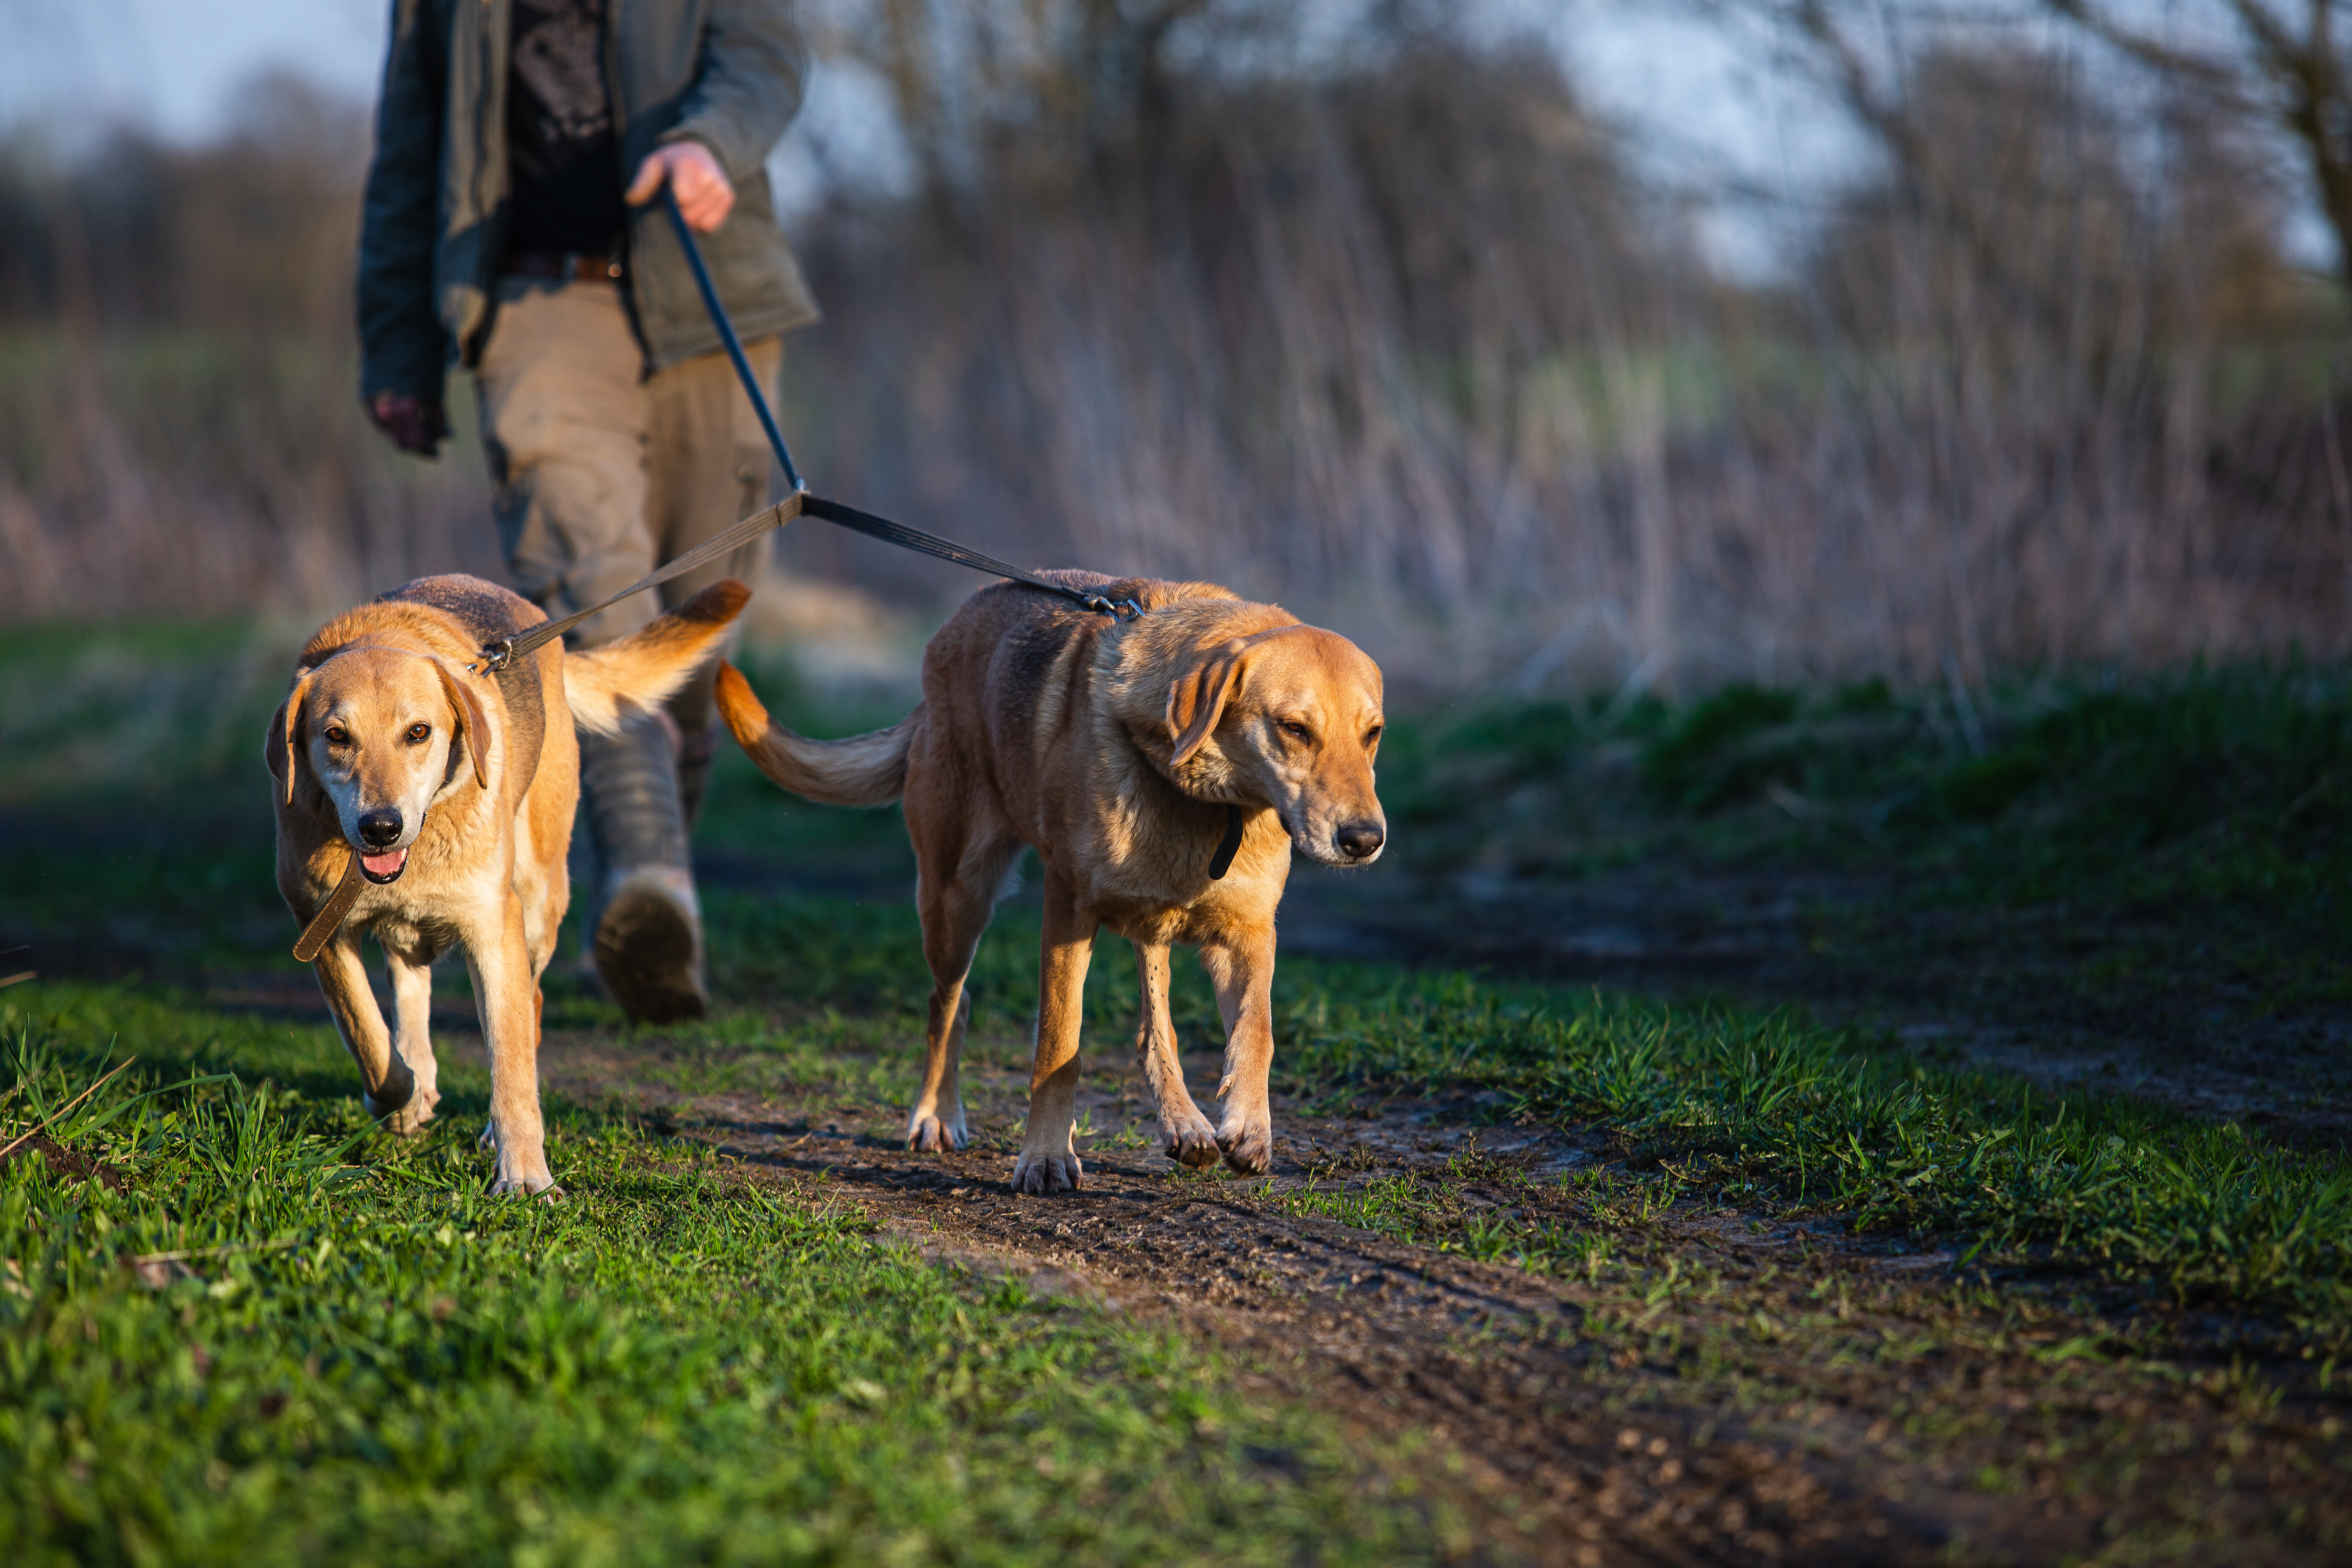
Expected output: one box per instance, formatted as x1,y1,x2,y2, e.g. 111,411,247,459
0,1132,131,1192
539,1033,2352,1568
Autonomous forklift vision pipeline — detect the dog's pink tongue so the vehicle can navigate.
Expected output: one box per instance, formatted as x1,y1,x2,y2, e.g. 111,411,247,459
363,849,407,877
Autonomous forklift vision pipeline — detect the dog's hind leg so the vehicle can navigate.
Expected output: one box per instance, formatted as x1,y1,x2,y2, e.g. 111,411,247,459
1132,941,1218,1168
381,938,442,1136
1200,931,1279,1176
312,930,417,1123
906,835,1022,1152
1011,863,1098,1195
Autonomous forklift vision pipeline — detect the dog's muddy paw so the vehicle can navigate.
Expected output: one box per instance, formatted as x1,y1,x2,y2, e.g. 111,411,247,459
1164,1118,1221,1169
906,1114,967,1153
1010,1150,1084,1195
1216,1122,1274,1176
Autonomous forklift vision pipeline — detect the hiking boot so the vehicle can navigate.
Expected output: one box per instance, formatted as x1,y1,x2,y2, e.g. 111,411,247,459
591,866,707,1024
577,708,707,1023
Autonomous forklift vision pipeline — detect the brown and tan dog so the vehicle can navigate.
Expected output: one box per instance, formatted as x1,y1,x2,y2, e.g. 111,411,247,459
715,571,1385,1194
268,574,748,1195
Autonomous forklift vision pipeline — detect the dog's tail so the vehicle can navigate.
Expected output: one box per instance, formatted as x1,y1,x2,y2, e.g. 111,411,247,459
564,579,752,736
712,661,914,808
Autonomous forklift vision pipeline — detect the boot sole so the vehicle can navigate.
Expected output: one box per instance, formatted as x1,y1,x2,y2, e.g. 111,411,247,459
593,882,707,1025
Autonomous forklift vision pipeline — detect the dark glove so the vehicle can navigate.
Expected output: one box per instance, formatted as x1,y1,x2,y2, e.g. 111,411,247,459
368,392,450,458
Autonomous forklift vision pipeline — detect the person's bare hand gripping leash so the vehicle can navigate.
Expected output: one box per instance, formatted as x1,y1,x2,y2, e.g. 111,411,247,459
357,0,820,1022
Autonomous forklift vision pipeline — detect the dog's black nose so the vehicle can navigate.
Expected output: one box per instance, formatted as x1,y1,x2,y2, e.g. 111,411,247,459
357,809,403,849
1335,820,1385,859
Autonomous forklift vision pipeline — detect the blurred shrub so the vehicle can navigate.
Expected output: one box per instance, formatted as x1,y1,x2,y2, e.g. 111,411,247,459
0,15,2345,695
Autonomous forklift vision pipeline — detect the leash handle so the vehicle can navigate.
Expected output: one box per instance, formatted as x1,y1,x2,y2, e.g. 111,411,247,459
662,189,803,494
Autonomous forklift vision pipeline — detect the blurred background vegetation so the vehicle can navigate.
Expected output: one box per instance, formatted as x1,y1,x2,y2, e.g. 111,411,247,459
2,0,2349,691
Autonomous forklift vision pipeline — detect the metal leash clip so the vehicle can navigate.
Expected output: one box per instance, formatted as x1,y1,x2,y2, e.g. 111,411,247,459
472,637,516,675
1082,595,1145,621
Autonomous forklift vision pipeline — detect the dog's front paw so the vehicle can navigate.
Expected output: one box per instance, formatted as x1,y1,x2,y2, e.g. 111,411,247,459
384,1102,436,1138
906,1111,967,1153
1164,1111,1221,1169
1216,1118,1274,1176
1010,1149,1084,1195
379,1084,439,1138
364,1076,417,1124
488,1172,565,1200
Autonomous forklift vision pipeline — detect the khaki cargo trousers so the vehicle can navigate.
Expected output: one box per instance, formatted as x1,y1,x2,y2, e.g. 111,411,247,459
474,274,779,737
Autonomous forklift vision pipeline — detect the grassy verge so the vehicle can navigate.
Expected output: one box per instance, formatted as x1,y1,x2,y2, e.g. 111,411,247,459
7,613,2345,1337
697,888,2352,1338
0,991,1454,1565
1267,974,2352,1333
1382,662,2352,915
8,619,2352,1558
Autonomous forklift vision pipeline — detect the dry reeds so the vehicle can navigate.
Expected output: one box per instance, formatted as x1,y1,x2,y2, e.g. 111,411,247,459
0,27,2342,690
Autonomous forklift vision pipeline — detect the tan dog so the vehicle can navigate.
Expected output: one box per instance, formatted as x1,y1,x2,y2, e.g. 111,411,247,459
268,574,748,1195
715,572,1385,1194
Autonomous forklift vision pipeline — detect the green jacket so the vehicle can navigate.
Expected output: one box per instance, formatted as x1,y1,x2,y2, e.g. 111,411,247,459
358,0,820,402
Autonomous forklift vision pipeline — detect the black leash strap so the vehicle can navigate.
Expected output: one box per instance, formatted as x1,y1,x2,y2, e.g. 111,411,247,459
470,191,1141,676
473,492,804,673
1207,804,1246,880
800,494,1144,615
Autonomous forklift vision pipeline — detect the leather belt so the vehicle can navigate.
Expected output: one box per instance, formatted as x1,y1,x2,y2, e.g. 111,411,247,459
503,249,626,283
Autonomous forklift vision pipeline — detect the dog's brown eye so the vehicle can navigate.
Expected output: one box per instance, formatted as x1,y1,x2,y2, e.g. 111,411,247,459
324,726,350,746
406,723,432,744
1281,721,1314,743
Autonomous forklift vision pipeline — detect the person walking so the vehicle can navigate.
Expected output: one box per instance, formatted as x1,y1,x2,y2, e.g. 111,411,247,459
356,0,819,1022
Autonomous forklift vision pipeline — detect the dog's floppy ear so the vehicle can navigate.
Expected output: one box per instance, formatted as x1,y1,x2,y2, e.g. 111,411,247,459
1167,639,1251,766
271,669,316,806
432,658,493,793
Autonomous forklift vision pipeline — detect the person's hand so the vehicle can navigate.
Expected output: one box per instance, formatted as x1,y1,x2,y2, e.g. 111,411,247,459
368,392,449,457
627,141,735,231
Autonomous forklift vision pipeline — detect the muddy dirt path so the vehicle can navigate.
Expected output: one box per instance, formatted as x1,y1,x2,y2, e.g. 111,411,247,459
539,1027,2352,1568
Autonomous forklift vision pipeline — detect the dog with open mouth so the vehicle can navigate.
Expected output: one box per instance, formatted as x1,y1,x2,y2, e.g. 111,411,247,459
714,572,1386,1194
268,573,748,1195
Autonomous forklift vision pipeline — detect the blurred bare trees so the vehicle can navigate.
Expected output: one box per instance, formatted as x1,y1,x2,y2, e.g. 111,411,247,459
786,5,1687,661
0,4,2345,689
1736,6,2319,678
0,76,495,622
781,0,2332,683
2050,0,2352,296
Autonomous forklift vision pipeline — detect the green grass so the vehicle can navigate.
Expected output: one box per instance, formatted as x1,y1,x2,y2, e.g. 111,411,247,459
6,617,2348,1330
698,876,2352,1331
1265,974,2352,1330
734,886,2352,1327
9,618,2352,1557
1382,662,2352,913
0,993,1456,1566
